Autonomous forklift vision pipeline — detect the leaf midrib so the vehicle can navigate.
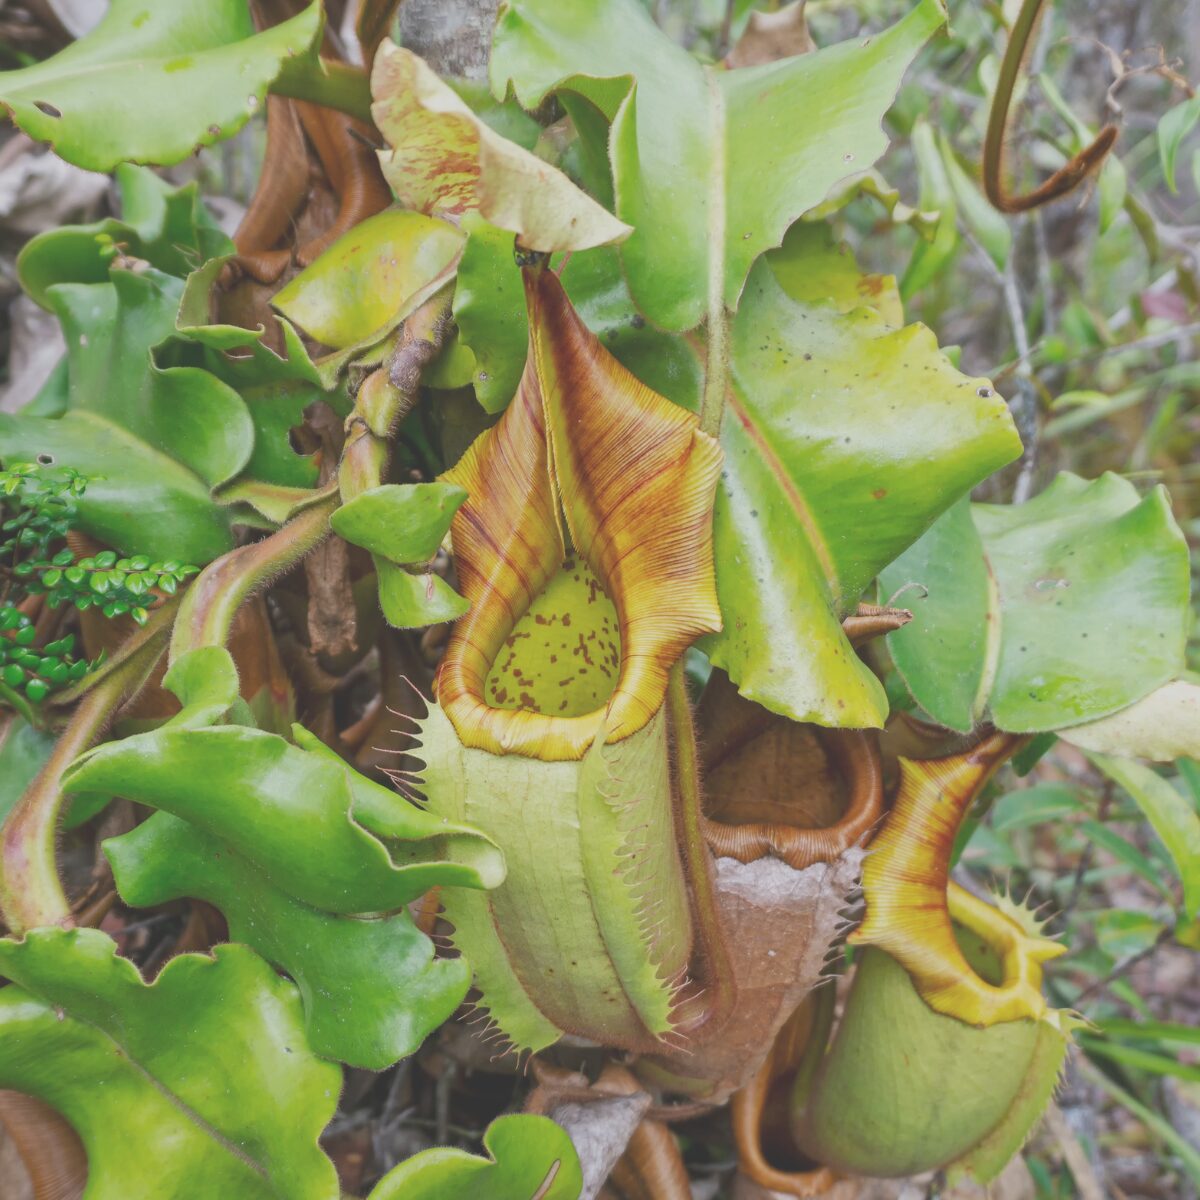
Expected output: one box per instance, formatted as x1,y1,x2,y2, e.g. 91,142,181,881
971,548,1003,722
683,328,840,592
32,979,272,1184
725,387,839,587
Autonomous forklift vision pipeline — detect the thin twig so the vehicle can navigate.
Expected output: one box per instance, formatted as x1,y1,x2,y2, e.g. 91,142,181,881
970,228,1043,505
1088,321,1200,362
1075,928,1172,1007
983,0,1118,214
1044,1102,1107,1200
1057,783,1113,929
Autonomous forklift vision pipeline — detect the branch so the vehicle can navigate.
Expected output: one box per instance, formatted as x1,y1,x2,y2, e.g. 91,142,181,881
0,606,173,933
339,286,455,501
170,493,338,661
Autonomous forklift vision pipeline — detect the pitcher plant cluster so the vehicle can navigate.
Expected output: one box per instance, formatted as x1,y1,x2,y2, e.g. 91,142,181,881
0,0,1196,1197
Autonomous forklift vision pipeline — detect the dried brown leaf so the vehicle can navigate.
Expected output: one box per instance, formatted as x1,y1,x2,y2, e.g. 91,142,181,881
726,2,814,68
638,848,865,1102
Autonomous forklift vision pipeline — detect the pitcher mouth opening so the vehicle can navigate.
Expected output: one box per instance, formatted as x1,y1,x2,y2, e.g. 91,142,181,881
483,557,621,719
850,733,1066,1027
695,670,884,871
434,265,723,762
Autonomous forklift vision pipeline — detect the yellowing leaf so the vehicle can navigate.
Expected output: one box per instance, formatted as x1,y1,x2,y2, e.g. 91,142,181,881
1060,681,1200,761
272,209,463,350
371,42,631,253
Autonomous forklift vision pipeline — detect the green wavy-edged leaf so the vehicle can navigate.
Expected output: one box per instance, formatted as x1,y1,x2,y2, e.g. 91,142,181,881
332,482,467,565
880,474,1191,733
0,409,235,563
15,167,322,508
65,647,498,1068
368,1114,582,1200
0,264,249,562
105,812,471,1070
17,163,233,307
179,256,349,494
52,268,253,488
376,561,471,628
490,0,946,331
701,253,1020,727
0,0,322,172
332,482,471,629
1,237,342,552
65,649,504,916
0,928,340,1199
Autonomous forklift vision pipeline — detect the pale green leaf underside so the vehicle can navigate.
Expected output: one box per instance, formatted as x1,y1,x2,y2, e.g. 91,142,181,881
1059,681,1200,762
